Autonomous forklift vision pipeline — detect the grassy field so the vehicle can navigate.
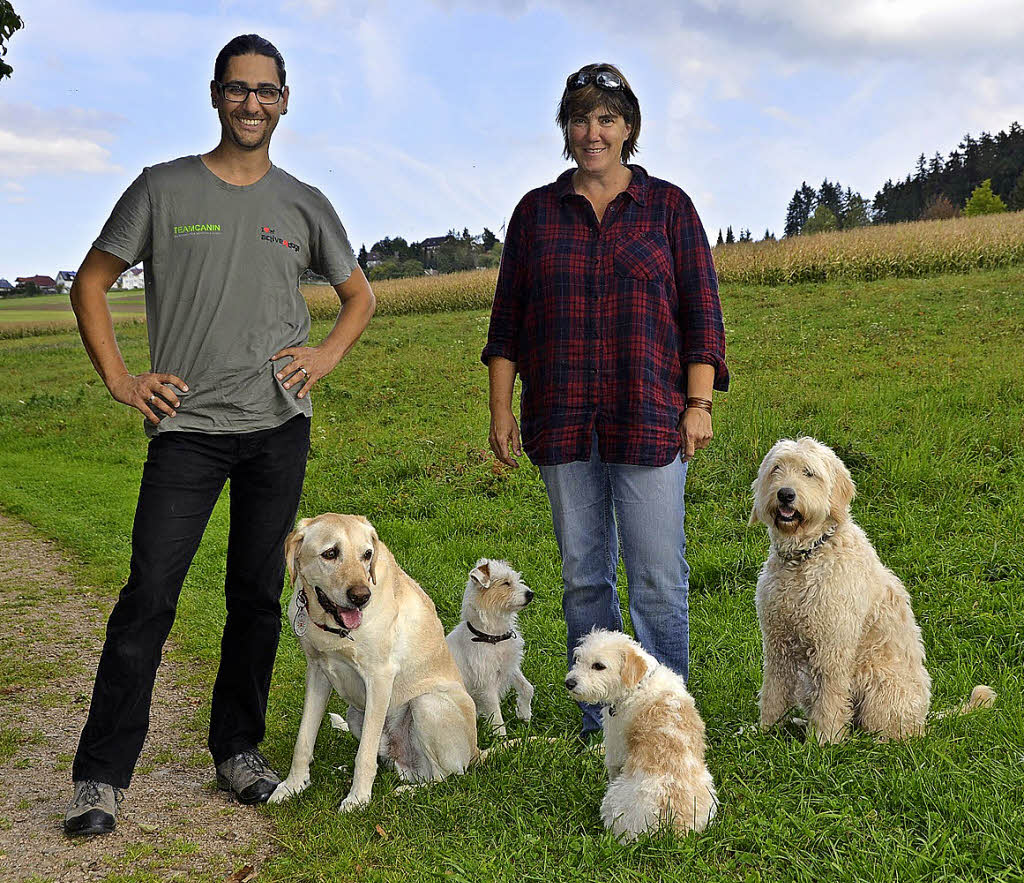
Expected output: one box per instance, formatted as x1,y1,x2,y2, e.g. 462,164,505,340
0,291,145,337
0,267,1022,882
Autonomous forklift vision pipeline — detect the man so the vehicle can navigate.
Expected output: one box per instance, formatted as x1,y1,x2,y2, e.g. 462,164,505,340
64,34,375,836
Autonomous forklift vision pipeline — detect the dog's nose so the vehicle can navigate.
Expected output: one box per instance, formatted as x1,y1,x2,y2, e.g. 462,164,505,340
564,677,577,691
777,486,796,505
524,590,535,604
346,585,371,608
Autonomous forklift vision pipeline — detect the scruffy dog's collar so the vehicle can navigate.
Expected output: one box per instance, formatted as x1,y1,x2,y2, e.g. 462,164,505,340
467,620,517,644
608,663,660,716
775,524,837,563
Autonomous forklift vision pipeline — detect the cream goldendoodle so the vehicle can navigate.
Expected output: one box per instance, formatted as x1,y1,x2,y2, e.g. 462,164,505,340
565,630,717,840
750,437,995,744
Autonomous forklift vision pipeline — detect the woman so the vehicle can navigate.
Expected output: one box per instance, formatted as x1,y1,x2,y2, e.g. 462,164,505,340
482,63,728,740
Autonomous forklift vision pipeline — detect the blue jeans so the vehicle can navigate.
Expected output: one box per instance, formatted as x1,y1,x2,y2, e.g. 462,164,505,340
540,439,690,735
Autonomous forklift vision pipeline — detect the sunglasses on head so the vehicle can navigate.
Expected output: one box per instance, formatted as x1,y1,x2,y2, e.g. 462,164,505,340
566,69,627,92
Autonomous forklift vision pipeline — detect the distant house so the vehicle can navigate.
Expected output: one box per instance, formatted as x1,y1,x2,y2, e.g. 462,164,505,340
365,250,385,268
420,235,452,253
55,270,76,292
116,267,145,289
15,275,56,292
0,278,12,291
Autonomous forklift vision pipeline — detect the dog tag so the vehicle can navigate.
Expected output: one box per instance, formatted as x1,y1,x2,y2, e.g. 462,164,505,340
293,608,308,637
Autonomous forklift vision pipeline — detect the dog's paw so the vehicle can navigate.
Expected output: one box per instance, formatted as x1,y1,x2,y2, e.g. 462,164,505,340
328,712,350,732
337,791,370,813
515,706,532,722
267,775,309,804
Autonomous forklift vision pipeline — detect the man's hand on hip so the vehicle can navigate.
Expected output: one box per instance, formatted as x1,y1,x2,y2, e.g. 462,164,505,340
271,345,339,399
108,372,189,425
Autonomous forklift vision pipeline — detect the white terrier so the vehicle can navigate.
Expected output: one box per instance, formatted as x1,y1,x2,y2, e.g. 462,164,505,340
565,630,717,840
446,559,535,736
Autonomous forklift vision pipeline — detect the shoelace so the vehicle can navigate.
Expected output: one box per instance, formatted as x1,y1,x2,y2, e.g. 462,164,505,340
76,780,123,808
239,750,273,778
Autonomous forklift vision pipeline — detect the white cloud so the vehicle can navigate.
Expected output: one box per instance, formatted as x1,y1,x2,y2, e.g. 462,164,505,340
0,130,121,177
0,102,122,178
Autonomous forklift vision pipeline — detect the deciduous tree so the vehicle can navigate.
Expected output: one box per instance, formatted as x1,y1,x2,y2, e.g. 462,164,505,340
0,0,24,80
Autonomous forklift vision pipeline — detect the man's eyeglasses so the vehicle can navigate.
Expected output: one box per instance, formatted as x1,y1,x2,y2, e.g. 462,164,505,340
217,82,284,105
566,70,627,93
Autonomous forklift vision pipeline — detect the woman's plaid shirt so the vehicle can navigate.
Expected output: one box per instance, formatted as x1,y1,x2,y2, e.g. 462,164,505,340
483,166,729,467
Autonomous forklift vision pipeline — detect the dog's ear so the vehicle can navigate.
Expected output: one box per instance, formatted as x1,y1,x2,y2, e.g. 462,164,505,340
368,524,380,585
470,560,492,588
828,455,856,521
285,518,313,583
621,646,648,689
748,475,762,526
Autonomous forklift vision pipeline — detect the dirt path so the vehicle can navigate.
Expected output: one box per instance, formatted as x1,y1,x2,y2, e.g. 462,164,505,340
0,514,278,882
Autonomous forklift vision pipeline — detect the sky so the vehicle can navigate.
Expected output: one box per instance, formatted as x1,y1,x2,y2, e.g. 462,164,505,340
2,0,1024,280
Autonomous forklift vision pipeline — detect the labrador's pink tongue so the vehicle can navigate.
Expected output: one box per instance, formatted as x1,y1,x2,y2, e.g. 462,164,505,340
340,608,362,629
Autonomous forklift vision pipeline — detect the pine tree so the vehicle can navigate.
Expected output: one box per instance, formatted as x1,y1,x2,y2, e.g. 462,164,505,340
357,244,369,272
725,226,735,244
716,229,724,246
784,182,816,236
1009,170,1024,211
964,179,1007,216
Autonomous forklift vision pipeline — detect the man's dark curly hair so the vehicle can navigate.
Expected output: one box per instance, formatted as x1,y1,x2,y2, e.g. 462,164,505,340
214,34,286,87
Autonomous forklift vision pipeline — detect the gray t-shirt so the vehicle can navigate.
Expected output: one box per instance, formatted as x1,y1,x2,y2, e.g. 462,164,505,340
94,155,356,436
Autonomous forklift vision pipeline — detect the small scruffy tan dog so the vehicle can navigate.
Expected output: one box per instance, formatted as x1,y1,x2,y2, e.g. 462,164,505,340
446,559,535,736
565,630,717,840
750,437,995,743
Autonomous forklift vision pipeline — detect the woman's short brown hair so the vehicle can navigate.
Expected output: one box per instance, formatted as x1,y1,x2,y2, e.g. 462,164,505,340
556,63,641,163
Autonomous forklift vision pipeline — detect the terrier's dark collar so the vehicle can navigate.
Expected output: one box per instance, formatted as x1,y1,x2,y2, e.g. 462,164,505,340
467,621,516,644
776,524,837,563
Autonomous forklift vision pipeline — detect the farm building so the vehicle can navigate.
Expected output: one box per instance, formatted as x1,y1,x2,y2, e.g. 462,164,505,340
15,275,56,292
55,270,76,292
116,267,145,289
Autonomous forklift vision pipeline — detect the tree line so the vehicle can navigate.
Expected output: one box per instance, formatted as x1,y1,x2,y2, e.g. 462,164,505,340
765,122,1024,239
357,228,502,280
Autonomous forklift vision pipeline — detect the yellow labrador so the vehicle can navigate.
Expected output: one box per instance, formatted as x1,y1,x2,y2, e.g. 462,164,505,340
269,514,478,811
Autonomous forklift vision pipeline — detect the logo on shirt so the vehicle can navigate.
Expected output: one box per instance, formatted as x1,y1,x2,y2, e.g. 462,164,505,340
260,225,300,253
173,222,222,235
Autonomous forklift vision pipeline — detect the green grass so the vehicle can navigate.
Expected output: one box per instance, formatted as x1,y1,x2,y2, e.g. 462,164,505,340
1,267,1022,882
0,291,146,336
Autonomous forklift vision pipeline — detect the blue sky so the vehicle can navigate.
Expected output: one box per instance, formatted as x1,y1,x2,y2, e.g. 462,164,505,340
2,0,1023,280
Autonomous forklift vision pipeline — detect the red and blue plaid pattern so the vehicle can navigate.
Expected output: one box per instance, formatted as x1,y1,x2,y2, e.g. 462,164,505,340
483,166,728,466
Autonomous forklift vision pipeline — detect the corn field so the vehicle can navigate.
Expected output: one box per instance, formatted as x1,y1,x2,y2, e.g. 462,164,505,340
712,211,1024,285
302,268,498,319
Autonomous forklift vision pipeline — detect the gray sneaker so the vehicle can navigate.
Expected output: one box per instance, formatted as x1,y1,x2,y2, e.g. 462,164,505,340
64,780,123,837
215,749,280,805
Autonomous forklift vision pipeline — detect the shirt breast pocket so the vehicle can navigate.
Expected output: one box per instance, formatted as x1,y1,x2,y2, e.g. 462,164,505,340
613,231,672,281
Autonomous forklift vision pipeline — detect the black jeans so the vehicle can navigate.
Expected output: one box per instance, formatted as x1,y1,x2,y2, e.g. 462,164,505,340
73,415,310,788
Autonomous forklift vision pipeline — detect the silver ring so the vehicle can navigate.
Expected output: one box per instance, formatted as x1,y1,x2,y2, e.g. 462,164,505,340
149,394,156,403
299,367,309,378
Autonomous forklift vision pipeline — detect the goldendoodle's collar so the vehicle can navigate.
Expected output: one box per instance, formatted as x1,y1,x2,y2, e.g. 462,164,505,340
467,620,517,644
776,524,837,563
608,664,660,716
